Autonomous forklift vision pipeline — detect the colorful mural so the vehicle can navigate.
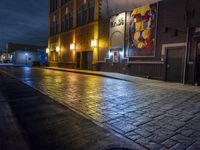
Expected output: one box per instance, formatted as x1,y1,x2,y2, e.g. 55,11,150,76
128,3,157,57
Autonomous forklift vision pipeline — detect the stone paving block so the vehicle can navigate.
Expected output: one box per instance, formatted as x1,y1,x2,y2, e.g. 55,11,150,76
171,134,195,146
110,121,137,134
152,127,175,140
139,122,161,132
125,131,142,141
170,143,190,150
148,134,170,144
187,141,200,150
186,120,200,131
159,116,185,128
189,131,200,140
161,139,177,149
136,137,162,150
176,126,196,137
134,128,152,138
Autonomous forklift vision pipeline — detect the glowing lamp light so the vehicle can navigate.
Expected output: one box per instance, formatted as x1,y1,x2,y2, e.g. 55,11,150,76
25,53,28,56
91,39,97,48
46,48,50,53
56,46,60,52
119,51,124,56
108,51,112,58
70,43,76,51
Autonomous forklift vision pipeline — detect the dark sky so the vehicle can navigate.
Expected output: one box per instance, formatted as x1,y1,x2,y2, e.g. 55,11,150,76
0,0,48,50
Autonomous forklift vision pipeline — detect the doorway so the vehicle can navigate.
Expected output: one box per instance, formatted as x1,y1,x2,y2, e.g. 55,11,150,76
166,47,185,83
76,52,81,69
196,42,200,85
82,51,93,70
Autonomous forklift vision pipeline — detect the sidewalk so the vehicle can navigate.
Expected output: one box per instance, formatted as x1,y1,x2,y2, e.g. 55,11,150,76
45,67,200,92
0,63,25,67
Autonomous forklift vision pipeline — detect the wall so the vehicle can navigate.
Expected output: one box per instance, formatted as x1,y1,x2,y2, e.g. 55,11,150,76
13,51,37,65
48,0,99,69
98,0,189,80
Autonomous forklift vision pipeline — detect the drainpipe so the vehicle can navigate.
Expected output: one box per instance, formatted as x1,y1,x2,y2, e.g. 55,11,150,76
183,27,190,84
183,0,190,84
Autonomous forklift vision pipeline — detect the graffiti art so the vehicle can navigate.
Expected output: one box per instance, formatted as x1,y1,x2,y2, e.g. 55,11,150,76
128,3,157,57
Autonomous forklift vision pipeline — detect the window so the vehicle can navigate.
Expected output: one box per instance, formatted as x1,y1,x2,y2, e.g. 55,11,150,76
61,15,66,32
50,0,59,12
50,20,59,36
61,12,73,32
77,10,82,27
88,0,94,22
82,3,88,24
76,0,95,27
69,13,73,29
61,0,71,6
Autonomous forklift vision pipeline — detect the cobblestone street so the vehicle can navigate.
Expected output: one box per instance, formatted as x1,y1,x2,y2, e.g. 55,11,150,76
2,67,200,150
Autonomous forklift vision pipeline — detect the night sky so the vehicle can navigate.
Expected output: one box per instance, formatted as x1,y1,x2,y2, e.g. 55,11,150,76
0,0,48,50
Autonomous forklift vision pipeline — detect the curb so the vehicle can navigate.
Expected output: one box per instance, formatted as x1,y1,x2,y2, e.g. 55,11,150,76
44,67,132,82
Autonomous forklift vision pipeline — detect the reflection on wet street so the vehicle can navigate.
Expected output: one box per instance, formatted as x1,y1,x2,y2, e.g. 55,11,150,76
2,67,200,149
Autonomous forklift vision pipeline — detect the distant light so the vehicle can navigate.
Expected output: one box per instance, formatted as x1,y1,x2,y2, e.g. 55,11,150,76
91,39,97,48
56,46,60,52
25,53,28,56
46,48,50,53
119,51,124,56
109,51,112,58
70,43,76,51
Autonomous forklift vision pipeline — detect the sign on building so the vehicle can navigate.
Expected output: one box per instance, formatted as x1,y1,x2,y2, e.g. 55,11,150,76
109,12,126,51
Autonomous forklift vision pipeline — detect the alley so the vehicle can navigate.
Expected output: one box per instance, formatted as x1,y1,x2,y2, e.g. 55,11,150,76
1,67,200,150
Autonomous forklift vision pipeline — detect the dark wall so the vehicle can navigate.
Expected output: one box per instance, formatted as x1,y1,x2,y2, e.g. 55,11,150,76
156,0,187,56
98,18,110,61
187,0,200,27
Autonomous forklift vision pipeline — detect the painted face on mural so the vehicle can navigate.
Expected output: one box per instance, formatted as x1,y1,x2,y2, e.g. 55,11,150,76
129,3,157,57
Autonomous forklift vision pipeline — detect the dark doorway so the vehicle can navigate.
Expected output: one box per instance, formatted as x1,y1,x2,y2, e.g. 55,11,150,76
76,52,81,69
196,43,200,85
81,51,93,70
166,47,185,83
112,51,121,72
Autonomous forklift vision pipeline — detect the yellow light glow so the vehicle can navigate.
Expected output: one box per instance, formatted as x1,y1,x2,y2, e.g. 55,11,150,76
56,46,60,52
91,39,97,48
70,43,76,51
46,48,50,53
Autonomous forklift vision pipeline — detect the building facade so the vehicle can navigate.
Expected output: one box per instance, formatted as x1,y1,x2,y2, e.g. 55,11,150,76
48,0,200,85
7,43,47,66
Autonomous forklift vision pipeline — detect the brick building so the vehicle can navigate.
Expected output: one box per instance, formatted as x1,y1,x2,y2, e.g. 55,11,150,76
48,0,200,85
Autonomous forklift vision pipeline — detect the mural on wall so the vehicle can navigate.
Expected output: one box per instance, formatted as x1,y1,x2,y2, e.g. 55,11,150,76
128,3,157,57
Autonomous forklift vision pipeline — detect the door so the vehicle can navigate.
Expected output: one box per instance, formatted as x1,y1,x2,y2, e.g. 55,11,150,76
76,52,81,69
166,47,185,83
81,52,93,70
50,51,58,62
113,51,120,72
196,42,200,84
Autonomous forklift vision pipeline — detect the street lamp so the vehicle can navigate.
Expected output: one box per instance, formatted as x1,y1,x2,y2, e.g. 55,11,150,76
46,48,50,53
56,46,60,52
70,43,76,51
91,39,97,48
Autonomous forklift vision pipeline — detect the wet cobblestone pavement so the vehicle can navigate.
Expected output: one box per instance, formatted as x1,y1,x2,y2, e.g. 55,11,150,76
2,67,200,150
